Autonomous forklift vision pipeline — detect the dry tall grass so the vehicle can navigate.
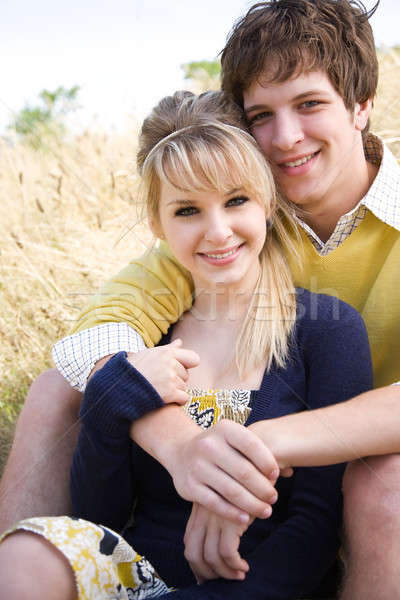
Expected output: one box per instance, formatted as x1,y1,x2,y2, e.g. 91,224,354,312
0,49,399,473
371,48,400,157
0,124,153,470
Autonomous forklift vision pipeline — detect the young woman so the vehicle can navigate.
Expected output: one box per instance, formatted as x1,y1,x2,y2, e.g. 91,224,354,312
0,90,372,600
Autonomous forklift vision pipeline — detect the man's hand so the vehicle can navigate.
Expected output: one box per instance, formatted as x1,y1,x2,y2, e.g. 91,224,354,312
184,502,254,583
168,419,280,523
128,338,200,404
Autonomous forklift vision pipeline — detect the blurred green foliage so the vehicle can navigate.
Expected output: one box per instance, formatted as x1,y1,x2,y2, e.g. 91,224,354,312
9,85,80,149
181,60,221,92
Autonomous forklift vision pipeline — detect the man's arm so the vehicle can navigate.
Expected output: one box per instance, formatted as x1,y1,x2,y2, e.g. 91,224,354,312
71,243,194,346
250,385,400,468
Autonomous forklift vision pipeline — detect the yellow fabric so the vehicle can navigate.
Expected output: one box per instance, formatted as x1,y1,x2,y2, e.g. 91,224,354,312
72,213,400,387
0,517,172,599
285,211,400,388
184,388,252,429
72,242,194,347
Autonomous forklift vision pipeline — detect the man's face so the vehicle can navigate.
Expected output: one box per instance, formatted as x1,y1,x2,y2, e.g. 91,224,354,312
243,70,371,215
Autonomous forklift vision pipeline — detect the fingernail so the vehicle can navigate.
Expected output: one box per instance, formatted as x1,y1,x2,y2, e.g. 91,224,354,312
239,512,250,524
269,468,279,480
270,492,278,504
262,505,272,518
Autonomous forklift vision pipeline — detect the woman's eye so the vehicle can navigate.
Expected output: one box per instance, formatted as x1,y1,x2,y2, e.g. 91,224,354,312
226,196,249,207
175,206,198,217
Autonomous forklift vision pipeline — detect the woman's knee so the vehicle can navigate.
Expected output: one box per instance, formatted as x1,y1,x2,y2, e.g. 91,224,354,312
0,530,77,600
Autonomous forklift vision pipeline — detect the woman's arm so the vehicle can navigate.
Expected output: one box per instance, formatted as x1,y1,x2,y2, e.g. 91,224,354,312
70,351,171,530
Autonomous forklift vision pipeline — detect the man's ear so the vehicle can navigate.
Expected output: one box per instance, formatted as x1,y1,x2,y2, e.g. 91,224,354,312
354,98,373,132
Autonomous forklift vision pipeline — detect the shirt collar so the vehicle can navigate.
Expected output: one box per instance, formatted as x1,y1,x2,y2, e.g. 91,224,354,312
361,134,400,232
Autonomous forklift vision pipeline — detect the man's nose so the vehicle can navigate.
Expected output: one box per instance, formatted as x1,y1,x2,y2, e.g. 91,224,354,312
271,112,304,151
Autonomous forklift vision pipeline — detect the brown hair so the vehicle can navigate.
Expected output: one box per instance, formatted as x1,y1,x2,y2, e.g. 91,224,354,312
221,0,379,123
137,90,247,174
137,90,299,374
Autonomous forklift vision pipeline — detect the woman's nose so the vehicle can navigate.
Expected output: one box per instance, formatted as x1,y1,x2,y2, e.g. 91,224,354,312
204,212,233,244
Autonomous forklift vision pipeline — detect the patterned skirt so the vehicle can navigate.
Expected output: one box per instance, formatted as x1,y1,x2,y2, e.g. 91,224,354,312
0,516,173,599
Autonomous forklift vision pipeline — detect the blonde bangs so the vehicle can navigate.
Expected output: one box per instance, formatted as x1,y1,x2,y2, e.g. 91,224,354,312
145,122,276,216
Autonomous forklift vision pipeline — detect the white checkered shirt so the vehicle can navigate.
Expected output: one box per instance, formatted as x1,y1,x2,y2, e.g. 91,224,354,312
52,322,146,391
53,135,400,391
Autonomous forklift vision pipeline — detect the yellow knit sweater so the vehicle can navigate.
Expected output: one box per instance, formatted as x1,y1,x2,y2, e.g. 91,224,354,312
285,211,400,387
73,211,400,387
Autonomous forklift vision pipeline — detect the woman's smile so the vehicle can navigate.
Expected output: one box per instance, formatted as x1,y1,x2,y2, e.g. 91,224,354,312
197,243,245,266
155,182,267,292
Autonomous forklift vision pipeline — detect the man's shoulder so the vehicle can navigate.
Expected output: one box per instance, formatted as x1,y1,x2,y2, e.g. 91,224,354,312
363,134,400,232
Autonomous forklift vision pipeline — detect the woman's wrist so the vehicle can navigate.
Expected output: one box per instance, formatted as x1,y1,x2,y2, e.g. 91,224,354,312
130,404,200,473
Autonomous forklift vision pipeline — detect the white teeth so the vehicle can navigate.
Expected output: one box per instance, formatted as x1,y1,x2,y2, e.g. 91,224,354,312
284,152,317,167
204,248,237,259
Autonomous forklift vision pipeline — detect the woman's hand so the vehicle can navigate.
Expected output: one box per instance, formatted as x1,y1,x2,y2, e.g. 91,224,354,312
169,419,279,522
184,502,254,583
127,338,200,405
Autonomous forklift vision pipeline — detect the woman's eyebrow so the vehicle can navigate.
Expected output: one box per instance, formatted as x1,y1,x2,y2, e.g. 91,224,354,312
166,198,194,206
166,189,244,206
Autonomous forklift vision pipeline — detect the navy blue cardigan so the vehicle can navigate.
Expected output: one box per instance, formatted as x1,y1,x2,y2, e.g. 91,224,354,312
71,289,373,599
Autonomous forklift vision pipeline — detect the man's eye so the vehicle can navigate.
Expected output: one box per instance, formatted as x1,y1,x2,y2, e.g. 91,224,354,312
248,111,272,125
226,196,249,207
301,100,320,109
175,206,198,217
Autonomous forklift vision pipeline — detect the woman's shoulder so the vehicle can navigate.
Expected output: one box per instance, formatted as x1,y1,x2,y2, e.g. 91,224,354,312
294,287,364,330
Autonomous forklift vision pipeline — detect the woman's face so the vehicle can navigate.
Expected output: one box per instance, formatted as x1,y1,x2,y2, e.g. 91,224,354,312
154,180,267,294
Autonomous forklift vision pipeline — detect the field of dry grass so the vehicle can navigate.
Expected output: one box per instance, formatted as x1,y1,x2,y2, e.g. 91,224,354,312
0,125,154,469
0,49,399,473
371,48,400,156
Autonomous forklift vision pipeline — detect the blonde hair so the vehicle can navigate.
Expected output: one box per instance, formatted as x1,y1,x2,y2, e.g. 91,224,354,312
139,90,299,374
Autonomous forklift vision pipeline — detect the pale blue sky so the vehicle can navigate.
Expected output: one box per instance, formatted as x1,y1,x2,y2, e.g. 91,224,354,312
1,0,398,132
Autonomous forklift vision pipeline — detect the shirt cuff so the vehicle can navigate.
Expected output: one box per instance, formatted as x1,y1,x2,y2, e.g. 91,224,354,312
52,323,146,392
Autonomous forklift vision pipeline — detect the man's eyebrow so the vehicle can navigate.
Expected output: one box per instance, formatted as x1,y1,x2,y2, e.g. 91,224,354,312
245,89,330,114
293,89,330,101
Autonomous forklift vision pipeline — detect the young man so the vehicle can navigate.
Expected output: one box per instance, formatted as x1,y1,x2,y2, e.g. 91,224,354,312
0,1,399,598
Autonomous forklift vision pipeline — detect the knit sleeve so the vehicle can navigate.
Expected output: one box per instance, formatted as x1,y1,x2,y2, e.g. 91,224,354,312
78,351,165,437
70,242,194,347
70,352,165,532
